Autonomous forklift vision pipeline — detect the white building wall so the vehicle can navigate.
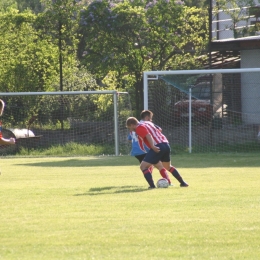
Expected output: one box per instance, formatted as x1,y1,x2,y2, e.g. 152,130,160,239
240,50,260,124
212,0,260,40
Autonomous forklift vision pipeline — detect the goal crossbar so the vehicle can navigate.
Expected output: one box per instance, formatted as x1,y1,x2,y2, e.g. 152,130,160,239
0,90,125,96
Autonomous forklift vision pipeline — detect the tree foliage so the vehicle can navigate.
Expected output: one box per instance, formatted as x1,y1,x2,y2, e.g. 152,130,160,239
0,0,209,114
0,2,98,127
0,0,17,11
182,0,207,8
79,0,208,110
0,8,60,92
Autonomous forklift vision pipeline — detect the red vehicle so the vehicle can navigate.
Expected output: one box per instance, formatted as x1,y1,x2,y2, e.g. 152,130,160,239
173,82,213,125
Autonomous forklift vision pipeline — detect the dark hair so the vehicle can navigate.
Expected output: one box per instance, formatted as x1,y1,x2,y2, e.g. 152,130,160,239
140,110,153,119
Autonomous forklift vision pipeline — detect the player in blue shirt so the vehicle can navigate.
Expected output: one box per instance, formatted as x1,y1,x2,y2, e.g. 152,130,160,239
128,131,150,163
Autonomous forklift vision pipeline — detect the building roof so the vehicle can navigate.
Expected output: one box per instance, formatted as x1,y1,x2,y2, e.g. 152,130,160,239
211,36,260,51
198,51,240,69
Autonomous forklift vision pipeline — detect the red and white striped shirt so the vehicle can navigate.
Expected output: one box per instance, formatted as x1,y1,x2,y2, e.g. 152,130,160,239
136,121,168,148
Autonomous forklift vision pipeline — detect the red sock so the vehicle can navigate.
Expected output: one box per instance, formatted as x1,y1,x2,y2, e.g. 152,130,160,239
159,168,171,184
149,165,154,173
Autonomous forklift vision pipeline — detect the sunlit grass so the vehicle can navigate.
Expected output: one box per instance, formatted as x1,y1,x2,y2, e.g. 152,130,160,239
17,142,116,156
0,154,260,259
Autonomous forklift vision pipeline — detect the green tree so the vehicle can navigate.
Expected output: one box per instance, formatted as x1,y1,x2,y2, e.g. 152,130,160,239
0,0,17,11
39,0,83,91
79,0,208,112
183,0,207,8
0,0,43,13
16,0,43,13
0,8,60,92
35,0,98,126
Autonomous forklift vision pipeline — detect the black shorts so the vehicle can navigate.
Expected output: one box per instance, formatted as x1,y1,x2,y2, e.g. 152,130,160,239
143,143,171,165
135,154,146,163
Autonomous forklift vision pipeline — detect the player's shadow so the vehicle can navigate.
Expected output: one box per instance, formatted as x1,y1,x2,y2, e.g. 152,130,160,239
74,185,147,196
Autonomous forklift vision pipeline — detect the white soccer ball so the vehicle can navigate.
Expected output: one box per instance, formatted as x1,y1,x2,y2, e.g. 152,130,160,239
156,178,169,188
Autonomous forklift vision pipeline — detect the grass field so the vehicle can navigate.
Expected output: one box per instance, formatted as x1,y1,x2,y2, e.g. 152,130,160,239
0,153,260,259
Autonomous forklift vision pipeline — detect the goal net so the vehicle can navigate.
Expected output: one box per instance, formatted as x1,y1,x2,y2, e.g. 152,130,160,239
144,68,260,153
0,91,132,156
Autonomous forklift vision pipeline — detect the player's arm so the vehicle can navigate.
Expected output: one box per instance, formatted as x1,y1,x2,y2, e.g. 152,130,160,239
0,137,15,145
153,124,162,132
145,133,160,153
0,99,5,116
136,124,159,152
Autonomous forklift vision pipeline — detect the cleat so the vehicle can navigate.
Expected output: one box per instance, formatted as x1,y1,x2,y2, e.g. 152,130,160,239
168,183,173,186
180,182,189,187
148,186,156,189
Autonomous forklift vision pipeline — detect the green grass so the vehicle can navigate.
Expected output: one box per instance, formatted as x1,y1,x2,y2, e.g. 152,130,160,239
0,154,260,259
17,142,117,156
14,141,260,157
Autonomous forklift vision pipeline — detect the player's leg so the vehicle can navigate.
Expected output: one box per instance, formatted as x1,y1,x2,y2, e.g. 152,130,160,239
149,143,172,185
163,162,188,187
140,149,163,189
152,143,172,185
153,162,172,185
136,154,153,173
161,143,189,187
140,160,156,188
152,160,172,185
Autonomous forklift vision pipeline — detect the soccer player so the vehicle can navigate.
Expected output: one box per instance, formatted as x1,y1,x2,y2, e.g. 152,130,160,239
128,130,172,184
128,130,150,163
140,109,188,187
126,117,188,189
128,130,154,173
0,99,16,145
140,109,162,131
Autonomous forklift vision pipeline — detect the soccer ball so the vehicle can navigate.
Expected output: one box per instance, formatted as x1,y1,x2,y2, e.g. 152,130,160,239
156,178,169,188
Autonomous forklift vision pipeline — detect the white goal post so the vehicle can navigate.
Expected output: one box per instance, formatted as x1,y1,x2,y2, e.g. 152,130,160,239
143,68,260,153
0,90,132,156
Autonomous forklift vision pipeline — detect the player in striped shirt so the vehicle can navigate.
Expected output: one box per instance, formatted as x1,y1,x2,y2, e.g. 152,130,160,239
128,130,172,185
126,116,188,189
140,110,188,187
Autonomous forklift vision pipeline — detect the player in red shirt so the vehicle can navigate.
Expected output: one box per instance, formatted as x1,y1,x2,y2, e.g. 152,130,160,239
0,99,16,145
140,110,188,187
126,116,188,189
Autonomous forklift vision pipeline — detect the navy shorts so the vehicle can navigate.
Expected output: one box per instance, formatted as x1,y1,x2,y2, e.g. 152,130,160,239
143,143,171,164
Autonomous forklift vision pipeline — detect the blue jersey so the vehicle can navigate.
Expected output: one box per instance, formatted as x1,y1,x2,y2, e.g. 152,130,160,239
128,131,150,156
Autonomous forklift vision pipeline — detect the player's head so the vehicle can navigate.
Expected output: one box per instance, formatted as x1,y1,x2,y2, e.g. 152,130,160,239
140,110,153,121
0,99,5,116
126,117,139,131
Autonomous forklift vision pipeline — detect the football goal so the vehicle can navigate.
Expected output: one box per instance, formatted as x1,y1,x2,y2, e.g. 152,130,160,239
143,68,260,153
0,91,132,156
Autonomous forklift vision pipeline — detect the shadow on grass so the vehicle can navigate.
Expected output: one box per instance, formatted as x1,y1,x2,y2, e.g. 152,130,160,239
74,185,148,196
14,153,260,168
15,157,137,167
